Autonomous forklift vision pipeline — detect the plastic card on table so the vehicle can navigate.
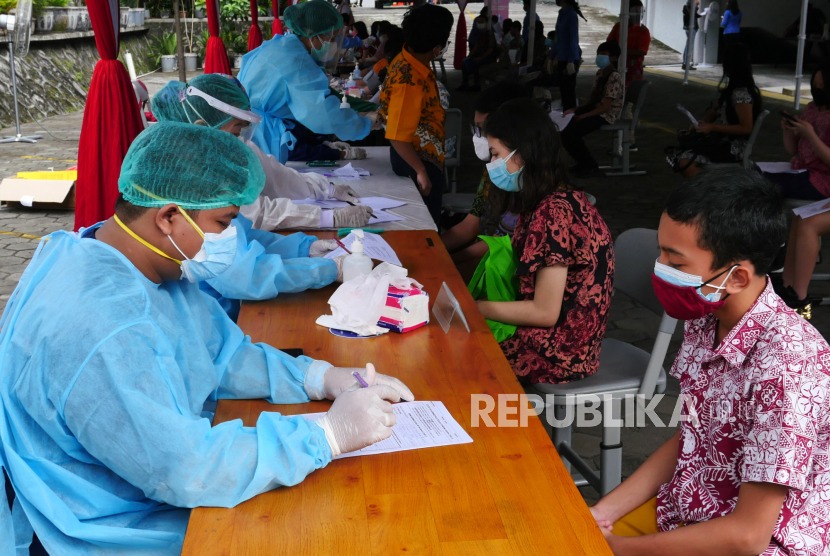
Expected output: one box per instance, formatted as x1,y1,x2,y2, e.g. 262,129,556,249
432,282,470,334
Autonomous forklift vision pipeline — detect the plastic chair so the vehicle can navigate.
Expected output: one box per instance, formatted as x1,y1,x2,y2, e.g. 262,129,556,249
441,108,467,213
430,56,447,83
525,228,678,496
600,81,650,177
132,80,150,129
708,110,770,170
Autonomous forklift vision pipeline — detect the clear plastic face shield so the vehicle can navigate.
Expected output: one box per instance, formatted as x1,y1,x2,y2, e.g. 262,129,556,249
317,29,347,74
183,86,262,140
629,6,645,26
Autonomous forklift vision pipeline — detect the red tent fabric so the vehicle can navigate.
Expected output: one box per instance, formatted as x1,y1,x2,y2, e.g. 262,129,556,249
247,0,263,50
204,0,231,74
74,0,144,231
272,0,283,35
453,0,468,70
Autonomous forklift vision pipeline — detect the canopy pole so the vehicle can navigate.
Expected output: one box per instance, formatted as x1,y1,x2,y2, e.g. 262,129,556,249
526,0,536,69
683,0,692,84
795,0,809,110
174,0,186,81
618,0,629,96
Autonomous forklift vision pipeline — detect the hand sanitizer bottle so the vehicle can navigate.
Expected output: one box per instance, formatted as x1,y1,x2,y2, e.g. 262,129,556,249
342,231,374,282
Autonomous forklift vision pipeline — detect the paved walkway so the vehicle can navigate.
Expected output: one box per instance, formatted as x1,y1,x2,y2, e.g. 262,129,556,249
0,1,828,504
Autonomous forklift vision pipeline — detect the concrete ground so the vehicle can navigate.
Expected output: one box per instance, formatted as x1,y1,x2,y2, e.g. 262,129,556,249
1,1,827,505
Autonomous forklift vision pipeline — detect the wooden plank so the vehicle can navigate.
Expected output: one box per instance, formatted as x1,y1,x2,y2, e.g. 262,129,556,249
183,230,611,555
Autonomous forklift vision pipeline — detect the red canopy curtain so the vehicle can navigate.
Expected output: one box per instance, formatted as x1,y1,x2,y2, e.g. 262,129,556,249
247,0,263,50
453,0,468,69
204,0,231,73
272,0,283,35
74,0,143,230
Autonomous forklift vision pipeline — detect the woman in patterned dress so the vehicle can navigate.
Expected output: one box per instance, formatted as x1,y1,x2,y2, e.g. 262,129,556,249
475,98,615,384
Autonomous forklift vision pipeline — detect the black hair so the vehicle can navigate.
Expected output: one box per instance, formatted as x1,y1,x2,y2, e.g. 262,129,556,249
479,6,488,15
402,4,454,54
342,13,350,26
597,40,621,59
503,18,513,29
370,20,381,37
353,21,369,40
475,14,488,24
114,193,201,225
377,20,393,37
719,42,762,121
547,30,556,38
664,167,786,275
512,21,521,31
811,62,830,108
484,98,573,215
491,15,499,23
384,26,405,62
629,0,643,7
535,21,545,38
726,0,740,14
474,81,530,114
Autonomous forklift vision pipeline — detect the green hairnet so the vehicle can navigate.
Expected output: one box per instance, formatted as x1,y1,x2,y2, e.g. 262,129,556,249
119,122,265,210
152,74,251,129
284,0,343,38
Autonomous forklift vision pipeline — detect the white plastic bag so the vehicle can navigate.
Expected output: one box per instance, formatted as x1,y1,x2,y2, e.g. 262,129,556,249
316,263,422,336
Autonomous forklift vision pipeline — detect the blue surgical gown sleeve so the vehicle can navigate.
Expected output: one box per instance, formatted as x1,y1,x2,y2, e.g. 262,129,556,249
205,217,336,303
62,321,333,509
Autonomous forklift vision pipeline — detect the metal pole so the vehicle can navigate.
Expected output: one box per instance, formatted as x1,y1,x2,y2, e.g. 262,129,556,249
526,0,536,68
1,42,41,143
683,0,693,84
795,0,809,110
618,0,629,95
173,0,186,81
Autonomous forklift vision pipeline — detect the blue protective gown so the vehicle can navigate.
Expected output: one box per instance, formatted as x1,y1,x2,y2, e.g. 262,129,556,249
201,215,338,320
0,225,333,556
238,33,372,163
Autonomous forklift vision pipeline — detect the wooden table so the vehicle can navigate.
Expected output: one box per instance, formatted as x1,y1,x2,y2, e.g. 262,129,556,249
182,231,611,556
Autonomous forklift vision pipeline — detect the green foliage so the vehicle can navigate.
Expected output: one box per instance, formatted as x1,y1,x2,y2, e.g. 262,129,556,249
0,0,16,14
194,27,210,53
219,0,248,21
149,30,178,65
261,22,272,41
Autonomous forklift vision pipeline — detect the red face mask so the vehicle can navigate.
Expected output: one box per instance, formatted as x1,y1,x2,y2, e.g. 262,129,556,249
651,273,728,321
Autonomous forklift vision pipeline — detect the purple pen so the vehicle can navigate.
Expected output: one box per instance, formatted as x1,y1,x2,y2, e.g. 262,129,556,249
353,371,369,388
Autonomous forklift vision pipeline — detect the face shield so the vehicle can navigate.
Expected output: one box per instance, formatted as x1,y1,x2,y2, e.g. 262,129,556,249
184,86,262,140
629,7,644,26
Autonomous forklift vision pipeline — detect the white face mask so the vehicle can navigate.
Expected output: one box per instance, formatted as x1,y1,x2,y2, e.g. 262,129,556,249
169,224,239,283
472,134,490,161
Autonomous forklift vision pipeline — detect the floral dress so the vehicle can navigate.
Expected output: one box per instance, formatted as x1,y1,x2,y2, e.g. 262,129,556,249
500,191,615,384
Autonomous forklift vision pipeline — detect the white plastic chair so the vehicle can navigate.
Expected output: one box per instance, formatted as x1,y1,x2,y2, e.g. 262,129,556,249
442,108,471,214
708,109,770,170
526,228,678,496
600,81,650,177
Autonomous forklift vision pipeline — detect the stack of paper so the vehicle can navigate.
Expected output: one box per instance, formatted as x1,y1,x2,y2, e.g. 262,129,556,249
324,231,401,266
792,199,830,219
292,197,406,224
756,162,806,175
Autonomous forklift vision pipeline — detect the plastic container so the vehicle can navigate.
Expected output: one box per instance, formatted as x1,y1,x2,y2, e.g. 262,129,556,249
342,232,374,282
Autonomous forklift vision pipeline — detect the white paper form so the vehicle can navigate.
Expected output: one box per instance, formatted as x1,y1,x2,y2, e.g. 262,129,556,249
793,198,830,219
301,401,473,459
299,163,370,180
677,104,698,126
756,162,807,174
324,231,402,266
549,109,574,131
292,197,407,224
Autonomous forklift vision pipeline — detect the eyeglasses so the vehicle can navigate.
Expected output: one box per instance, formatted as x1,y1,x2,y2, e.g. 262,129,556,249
470,123,484,138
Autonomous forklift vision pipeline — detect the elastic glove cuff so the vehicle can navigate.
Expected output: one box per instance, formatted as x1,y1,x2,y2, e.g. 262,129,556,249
304,361,333,400
315,415,342,457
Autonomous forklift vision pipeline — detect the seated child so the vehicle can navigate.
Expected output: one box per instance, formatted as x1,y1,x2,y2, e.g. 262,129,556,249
591,167,830,556
476,98,615,384
561,41,623,177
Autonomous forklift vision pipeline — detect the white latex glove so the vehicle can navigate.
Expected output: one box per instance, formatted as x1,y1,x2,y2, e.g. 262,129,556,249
330,183,360,202
332,205,374,228
333,254,347,282
316,385,400,456
566,62,576,75
320,363,415,401
309,239,339,257
328,141,368,160
360,111,382,130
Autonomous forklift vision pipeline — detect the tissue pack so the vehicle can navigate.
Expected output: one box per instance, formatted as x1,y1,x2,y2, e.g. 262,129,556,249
377,285,430,333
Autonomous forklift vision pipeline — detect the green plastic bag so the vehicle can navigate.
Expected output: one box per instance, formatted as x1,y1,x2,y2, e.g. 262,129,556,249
331,91,380,113
467,235,519,342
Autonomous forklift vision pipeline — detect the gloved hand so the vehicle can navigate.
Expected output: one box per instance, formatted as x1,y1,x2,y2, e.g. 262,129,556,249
332,254,347,282
315,385,400,456
328,141,368,160
566,62,576,75
359,111,382,130
304,172,332,196
320,363,415,401
332,205,374,228
309,239,339,257
330,183,360,202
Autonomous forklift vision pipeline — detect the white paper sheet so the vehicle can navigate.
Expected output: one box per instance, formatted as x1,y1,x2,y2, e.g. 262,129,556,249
549,109,574,131
793,198,830,219
677,104,698,126
301,401,473,459
757,162,807,174
324,231,401,265
292,196,407,211
300,164,371,180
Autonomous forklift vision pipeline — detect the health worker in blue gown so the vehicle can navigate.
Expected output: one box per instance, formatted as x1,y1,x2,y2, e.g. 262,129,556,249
0,122,414,556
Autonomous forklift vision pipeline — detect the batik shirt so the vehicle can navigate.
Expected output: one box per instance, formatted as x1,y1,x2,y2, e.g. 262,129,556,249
378,47,446,170
657,282,830,555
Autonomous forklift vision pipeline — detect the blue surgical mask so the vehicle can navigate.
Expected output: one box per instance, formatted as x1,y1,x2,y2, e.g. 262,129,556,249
596,55,611,69
545,38,553,47
653,260,737,302
486,150,523,192
169,218,239,283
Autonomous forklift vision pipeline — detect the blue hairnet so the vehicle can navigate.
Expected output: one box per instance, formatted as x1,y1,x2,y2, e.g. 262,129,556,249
284,0,343,38
118,122,266,209
152,75,251,129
